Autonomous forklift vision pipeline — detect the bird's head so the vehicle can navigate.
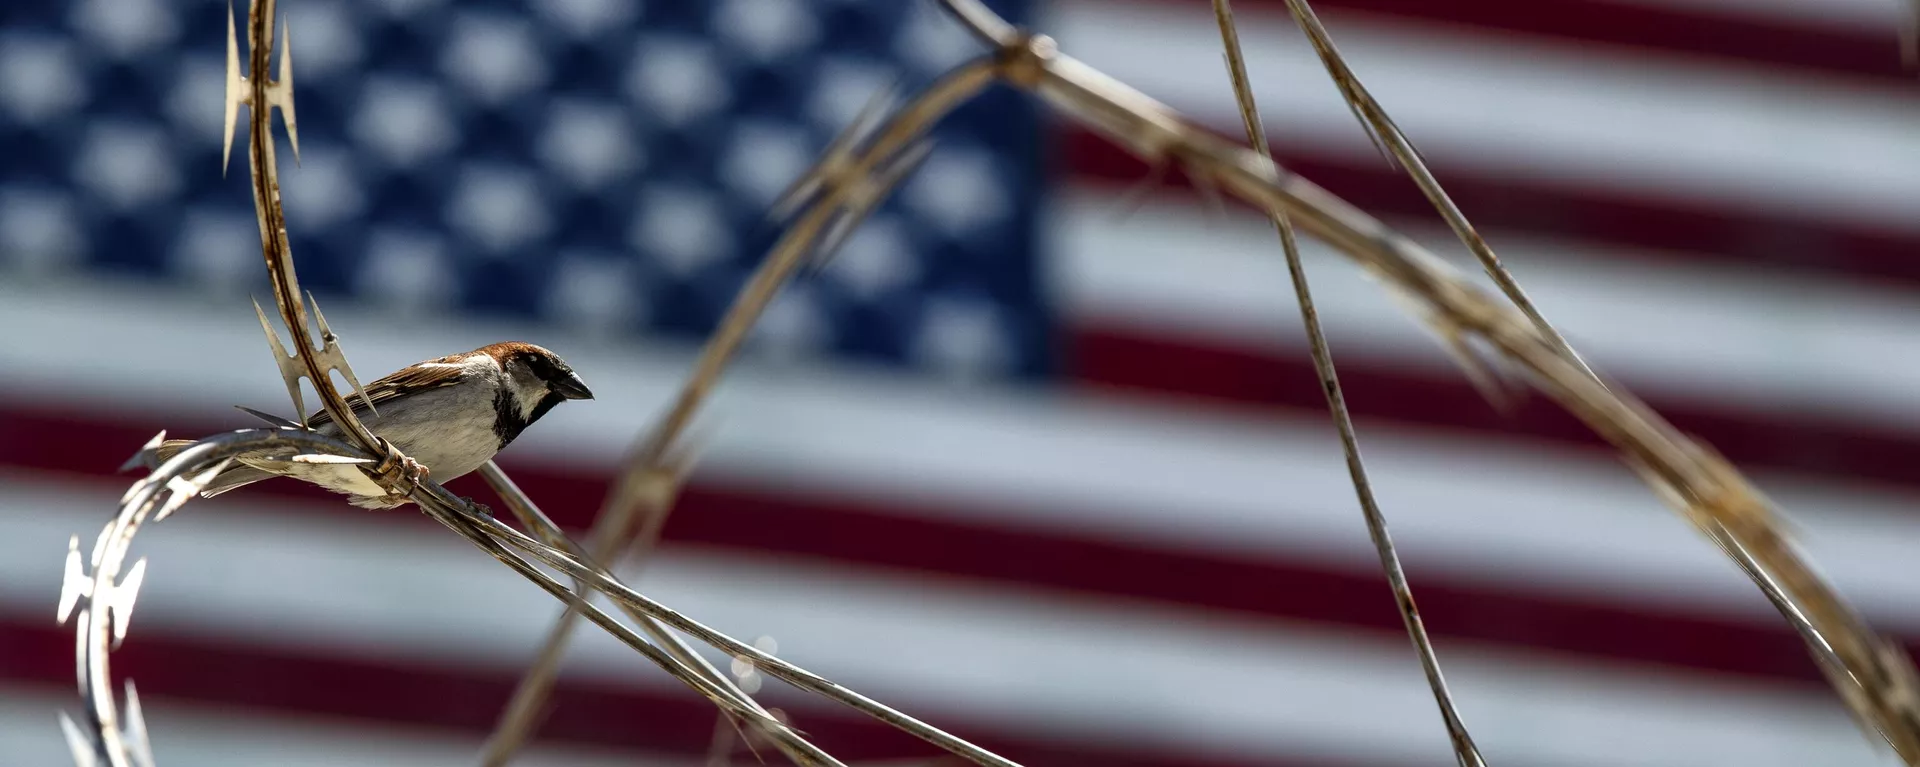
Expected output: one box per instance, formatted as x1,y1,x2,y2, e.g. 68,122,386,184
481,342,594,427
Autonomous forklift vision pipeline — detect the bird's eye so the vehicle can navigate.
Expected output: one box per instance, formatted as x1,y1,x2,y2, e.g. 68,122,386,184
523,354,554,378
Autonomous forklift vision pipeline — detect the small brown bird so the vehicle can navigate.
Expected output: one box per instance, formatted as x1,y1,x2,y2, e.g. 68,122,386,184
156,342,594,509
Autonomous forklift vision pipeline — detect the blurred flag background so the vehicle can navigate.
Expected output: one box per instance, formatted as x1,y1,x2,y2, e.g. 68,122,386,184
4,0,1920,765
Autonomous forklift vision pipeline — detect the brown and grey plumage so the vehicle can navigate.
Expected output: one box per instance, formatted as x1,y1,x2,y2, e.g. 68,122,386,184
153,342,593,509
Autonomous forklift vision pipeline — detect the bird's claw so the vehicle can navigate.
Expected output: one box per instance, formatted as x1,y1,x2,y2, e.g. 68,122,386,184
370,441,428,500
388,457,427,490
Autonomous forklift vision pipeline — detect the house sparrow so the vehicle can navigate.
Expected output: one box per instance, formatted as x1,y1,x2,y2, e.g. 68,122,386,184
154,342,593,509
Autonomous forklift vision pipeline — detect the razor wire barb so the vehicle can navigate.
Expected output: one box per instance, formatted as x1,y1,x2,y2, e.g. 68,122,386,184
55,0,1920,766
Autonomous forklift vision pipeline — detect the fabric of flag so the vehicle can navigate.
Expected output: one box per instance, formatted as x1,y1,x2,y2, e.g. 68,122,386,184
4,0,1920,766
0,0,1048,378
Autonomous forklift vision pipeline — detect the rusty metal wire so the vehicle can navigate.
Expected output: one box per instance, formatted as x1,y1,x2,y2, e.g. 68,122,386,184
1206,2,1486,765
475,461,847,767
56,0,1920,765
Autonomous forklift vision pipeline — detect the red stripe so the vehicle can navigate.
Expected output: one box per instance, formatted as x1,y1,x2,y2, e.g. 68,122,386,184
1198,0,1910,83
0,619,1335,767
0,405,1891,691
1056,127,1920,288
1064,324,1920,490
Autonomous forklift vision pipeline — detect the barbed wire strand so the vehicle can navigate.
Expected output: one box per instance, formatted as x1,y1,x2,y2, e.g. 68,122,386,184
458,510,1019,767
1271,0,1596,386
402,478,793,726
1209,2,1485,765
476,60,998,766
477,462,734,762
476,462,844,767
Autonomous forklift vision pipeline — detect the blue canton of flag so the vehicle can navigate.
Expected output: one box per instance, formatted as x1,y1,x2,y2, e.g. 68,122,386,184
0,0,1047,380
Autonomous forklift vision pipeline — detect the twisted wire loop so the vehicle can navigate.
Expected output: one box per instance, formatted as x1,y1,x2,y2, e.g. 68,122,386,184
59,428,376,767
56,0,1920,766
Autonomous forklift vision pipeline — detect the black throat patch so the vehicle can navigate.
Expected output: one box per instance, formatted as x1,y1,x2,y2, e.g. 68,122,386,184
492,388,566,450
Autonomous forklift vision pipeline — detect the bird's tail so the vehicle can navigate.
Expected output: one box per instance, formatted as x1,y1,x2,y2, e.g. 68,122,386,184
151,439,276,498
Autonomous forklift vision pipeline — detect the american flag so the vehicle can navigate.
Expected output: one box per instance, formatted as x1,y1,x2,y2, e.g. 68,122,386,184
3,0,1919,764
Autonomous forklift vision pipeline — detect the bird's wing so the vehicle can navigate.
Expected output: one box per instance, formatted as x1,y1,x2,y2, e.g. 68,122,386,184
305,358,469,428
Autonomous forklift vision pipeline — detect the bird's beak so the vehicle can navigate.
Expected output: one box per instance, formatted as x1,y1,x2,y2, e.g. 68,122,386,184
551,372,594,400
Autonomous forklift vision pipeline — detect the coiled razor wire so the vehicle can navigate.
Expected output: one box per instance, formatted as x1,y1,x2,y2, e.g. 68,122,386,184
55,1,1920,765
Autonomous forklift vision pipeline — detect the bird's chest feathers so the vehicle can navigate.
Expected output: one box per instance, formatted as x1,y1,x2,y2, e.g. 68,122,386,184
353,382,506,479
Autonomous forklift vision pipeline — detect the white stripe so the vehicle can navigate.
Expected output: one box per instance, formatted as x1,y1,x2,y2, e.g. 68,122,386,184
1046,191,1920,431
0,479,1896,767
3,281,1920,630
0,688,676,767
1044,0,1920,229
